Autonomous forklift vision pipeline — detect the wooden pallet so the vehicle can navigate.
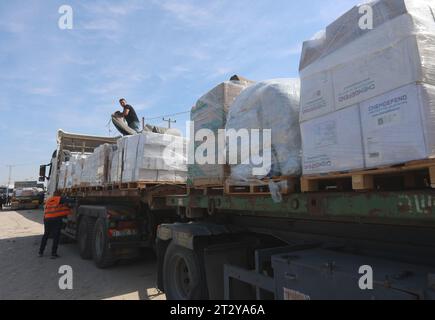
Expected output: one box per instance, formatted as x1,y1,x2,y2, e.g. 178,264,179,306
188,185,224,196
224,176,299,195
191,177,226,188
301,159,435,192
111,181,183,191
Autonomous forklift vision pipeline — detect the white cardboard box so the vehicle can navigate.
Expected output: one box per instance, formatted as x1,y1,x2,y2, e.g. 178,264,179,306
299,1,435,122
333,36,423,110
300,33,426,122
360,83,435,168
299,71,335,122
301,105,364,175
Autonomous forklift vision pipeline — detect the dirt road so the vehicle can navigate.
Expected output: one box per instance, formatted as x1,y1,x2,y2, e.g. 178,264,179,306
0,209,165,300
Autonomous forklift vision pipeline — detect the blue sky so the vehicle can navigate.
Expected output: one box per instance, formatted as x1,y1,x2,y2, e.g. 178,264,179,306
0,0,361,185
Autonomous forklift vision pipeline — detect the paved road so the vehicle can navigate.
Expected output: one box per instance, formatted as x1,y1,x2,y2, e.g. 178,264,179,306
0,208,165,300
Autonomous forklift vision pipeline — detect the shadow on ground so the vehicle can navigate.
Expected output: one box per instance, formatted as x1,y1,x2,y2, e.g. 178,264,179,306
0,209,164,300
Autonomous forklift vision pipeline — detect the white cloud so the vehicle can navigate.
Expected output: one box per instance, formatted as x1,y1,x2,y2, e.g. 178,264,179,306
81,1,146,16
157,0,212,27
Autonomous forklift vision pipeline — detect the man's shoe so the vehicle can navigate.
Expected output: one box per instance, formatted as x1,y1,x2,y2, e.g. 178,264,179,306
38,253,43,257
50,254,60,259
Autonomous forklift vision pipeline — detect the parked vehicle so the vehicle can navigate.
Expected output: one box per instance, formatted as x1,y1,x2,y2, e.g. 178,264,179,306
10,188,41,210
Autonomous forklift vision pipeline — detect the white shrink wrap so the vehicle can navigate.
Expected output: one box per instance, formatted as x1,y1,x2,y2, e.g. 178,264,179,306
58,163,68,190
299,0,435,174
360,83,435,168
70,156,86,188
225,79,302,181
81,144,113,186
301,105,365,175
299,0,435,122
120,132,187,184
110,137,128,184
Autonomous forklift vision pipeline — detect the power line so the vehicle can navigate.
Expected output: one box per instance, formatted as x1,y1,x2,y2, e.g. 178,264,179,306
1,162,42,167
105,109,190,135
145,110,190,121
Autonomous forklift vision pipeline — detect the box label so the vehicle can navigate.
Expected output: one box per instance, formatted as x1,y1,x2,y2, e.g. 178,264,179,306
314,120,338,147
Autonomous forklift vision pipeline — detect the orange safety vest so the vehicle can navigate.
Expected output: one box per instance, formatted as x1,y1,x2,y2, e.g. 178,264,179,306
44,196,71,220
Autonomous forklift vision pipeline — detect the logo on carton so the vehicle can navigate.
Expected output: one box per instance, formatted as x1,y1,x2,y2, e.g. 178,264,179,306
338,81,376,104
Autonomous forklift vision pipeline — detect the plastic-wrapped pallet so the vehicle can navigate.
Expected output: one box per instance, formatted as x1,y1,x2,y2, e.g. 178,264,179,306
120,132,187,183
189,77,253,186
81,144,113,186
58,163,68,190
299,0,435,174
66,155,87,188
225,79,302,181
110,137,128,184
299,0,435,121
65,160,73,189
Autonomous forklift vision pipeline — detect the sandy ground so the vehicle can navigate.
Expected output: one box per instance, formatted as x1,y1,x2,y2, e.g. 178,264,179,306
0,208,166,300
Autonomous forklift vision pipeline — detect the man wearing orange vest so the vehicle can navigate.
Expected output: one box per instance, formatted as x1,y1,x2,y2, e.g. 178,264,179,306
38,193,74,259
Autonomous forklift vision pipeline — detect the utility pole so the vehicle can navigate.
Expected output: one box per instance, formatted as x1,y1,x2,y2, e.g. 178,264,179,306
162,118,176,129
6,165,13,199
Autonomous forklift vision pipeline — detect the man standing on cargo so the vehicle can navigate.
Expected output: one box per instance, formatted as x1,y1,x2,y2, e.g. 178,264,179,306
115,98,141,133
38,194,73,259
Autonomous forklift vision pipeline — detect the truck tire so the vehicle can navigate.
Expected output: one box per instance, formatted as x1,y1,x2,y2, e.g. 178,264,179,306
92,218,115,269
163,242,208,300
77,217,95,260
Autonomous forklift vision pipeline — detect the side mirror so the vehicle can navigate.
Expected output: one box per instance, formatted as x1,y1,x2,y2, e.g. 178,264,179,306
39,165,47,181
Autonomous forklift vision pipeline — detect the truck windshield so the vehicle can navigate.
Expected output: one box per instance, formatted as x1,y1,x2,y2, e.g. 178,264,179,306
0,188,6,194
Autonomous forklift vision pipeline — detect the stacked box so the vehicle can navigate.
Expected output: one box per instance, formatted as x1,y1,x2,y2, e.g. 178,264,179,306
301,105,364,174
62,155,87,188
81,144,113,186
110,137,128,184
225,79,302,181
58,163,69,190
360,83,435,168
112,132,187,184
189,78,253,186
299,0,435,174
71,157,86,187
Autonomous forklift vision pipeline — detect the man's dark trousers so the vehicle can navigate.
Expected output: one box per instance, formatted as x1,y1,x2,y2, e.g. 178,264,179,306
39,217,63,255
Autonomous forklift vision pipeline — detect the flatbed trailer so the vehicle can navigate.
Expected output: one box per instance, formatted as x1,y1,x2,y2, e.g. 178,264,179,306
42,130,435,299
155,190,435,300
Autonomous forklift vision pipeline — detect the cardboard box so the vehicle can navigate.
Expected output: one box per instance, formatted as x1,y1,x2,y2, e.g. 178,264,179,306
333,36,426,110
301,105,365,175
299,0,435,122
189,79,253,186
120,132,187,183
299,0,409,71
300,70,335,122
360,83,435,168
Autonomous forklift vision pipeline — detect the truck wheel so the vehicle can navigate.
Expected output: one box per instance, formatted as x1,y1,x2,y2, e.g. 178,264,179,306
77,217,95,260
163,242,208,300
92,218,115,269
